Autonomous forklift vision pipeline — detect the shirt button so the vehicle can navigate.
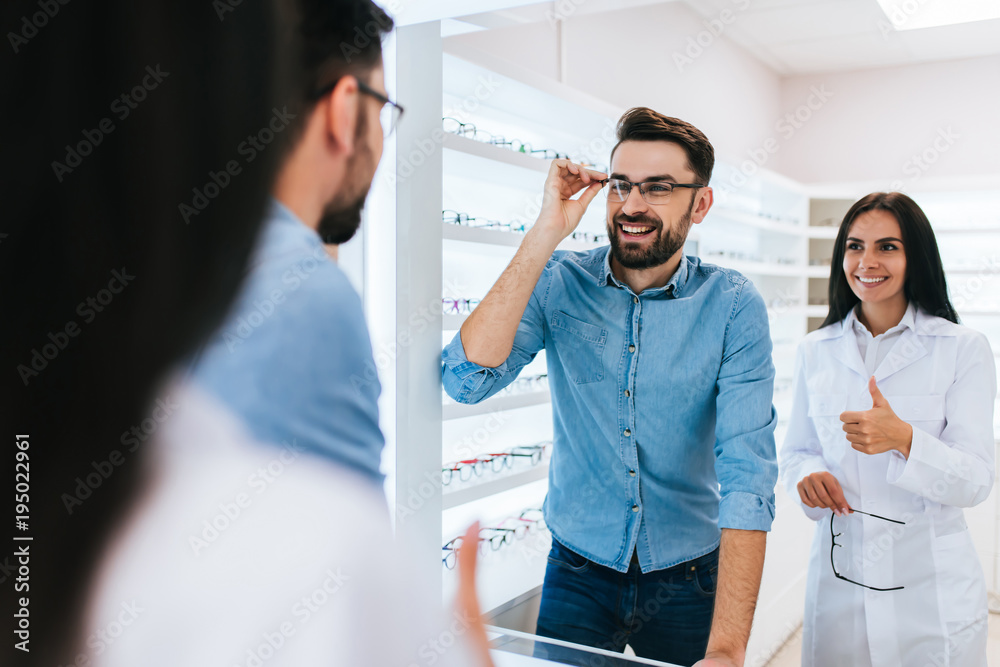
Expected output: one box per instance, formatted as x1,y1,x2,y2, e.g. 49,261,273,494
624,389,630,397
632,504,639,512
633,296,639,304
624,429,631,437
629,469,636,477
628,344,635,353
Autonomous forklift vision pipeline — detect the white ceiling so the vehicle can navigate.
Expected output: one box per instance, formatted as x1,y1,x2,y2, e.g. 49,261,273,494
454,0,1000,75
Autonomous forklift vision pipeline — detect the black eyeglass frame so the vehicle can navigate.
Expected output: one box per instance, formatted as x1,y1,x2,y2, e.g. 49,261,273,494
311,77,404,135
829,509,905,592
599,178,706,204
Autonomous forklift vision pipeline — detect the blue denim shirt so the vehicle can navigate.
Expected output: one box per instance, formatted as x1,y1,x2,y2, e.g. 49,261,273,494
441,248,777,573
191,200,384,484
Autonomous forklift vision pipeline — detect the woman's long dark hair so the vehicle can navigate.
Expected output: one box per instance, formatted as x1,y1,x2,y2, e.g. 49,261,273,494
822,192,958,328
0,2,292,664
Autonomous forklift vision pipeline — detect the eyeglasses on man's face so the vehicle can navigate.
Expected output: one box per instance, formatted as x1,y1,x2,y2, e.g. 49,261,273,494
829,509,905,592
601,178,706,205
311,77,404,138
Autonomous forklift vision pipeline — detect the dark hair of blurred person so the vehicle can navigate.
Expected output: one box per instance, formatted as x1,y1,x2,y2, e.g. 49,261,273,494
0,1,292,663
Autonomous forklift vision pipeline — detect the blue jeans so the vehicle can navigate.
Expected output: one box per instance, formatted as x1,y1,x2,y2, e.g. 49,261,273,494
534,538,717,667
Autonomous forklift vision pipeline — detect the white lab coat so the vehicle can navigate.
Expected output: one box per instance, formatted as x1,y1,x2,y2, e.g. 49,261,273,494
780,306,996,667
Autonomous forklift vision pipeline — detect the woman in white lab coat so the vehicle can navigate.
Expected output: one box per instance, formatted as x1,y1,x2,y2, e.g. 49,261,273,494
780,192,996,667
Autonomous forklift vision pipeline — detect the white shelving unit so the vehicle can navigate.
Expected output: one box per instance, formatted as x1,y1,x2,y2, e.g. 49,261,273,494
386,19,1000,665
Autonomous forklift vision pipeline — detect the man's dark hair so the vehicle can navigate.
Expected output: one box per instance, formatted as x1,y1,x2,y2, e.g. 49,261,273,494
610,107,715,186
291,0,394,105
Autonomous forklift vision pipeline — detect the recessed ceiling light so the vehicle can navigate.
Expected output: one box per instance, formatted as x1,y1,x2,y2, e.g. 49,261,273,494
875,0,1000,31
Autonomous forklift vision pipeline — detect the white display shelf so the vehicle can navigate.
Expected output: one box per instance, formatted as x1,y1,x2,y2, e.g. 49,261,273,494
707,258,805,278
442,463,550,510
711,207,805,235
806,226,840,239
444,222,524,247
444,132,549,174
945,266,999,275
442,389,551,420
805,305,829,318
443,222,616,253
960,310,1000,317
443,312,467,330
806,265,832,278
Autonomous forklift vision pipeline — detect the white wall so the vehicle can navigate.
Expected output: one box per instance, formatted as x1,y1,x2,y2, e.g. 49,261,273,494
446,1,784,168
776,55,1000,186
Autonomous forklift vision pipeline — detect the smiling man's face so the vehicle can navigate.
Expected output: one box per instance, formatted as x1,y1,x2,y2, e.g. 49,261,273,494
605,140,702,271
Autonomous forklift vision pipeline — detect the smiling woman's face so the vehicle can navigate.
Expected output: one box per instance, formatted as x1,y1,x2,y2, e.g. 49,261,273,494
842,208,908,308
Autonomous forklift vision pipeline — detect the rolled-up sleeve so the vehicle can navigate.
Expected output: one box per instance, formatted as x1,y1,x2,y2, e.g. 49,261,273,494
441,277,547,405
714,279,778,532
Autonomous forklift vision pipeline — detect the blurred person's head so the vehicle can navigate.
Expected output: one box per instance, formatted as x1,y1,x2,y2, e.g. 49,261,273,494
0,1,293,663
275,0,396,245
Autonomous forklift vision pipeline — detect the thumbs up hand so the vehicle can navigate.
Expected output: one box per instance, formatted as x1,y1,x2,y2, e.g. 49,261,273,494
839,377,914,458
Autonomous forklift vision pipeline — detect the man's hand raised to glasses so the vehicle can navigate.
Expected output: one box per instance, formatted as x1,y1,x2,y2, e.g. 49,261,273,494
535,159,607,241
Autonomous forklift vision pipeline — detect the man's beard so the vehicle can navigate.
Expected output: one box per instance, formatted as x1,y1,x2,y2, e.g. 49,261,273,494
317,195,366,245
608,200,694,270
317,119,375,245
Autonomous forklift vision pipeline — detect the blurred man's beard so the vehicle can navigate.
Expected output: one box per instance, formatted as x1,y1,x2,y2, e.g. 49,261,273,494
608,200,694,270
317,197,365,245
318,121,375,245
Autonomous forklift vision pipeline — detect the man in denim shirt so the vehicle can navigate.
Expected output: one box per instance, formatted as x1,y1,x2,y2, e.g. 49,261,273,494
442,108,777,667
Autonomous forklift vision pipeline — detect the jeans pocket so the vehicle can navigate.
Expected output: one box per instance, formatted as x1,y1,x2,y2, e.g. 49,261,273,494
691,563,718,597
547,538,592,573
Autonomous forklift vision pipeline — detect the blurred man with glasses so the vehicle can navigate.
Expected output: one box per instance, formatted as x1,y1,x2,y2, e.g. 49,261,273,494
192,0,401,484
443,107,777,667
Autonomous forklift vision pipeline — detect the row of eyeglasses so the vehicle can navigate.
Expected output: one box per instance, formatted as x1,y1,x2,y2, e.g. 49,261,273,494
442,508,546,569
442,117,608,172
442,442,550,486
443,210,607,243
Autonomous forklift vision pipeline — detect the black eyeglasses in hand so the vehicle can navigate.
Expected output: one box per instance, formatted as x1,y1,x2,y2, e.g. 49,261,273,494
829,509,905,592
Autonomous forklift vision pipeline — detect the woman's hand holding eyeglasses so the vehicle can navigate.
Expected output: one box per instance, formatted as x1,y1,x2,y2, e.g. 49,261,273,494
797,471,851,516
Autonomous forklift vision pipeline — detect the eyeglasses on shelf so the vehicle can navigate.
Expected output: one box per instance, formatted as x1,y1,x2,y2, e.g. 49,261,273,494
442,298,481,315
442,441,552,486
442,209,532,235
571,231,609,244
441,117,598,165
830,509,905,592
442,507,547,569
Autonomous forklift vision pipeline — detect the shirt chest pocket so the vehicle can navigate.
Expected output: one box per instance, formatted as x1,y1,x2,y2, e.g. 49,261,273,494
807,393,848,445
550,311,607,384
884,394,946,431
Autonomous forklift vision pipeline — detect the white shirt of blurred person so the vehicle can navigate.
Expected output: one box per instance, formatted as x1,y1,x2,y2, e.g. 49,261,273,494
83,57,492,667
